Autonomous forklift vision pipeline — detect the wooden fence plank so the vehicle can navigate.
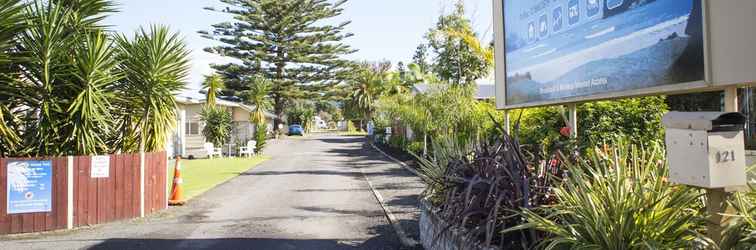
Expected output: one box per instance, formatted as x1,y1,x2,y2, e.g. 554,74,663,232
85,156,96,226
21,213,32,233
75,156,84,226
114,154,123,220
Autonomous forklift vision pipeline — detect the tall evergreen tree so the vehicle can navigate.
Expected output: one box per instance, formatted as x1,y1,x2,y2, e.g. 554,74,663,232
201,0,356,132
412,44,431,74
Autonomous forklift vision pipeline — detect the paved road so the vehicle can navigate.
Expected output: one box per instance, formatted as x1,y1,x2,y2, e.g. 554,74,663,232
0,135,423,250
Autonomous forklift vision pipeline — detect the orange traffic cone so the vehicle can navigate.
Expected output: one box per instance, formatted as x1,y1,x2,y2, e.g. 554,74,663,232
169,157,186,206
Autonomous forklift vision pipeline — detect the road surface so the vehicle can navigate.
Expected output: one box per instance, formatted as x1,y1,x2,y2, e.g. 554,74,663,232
0,135,424,250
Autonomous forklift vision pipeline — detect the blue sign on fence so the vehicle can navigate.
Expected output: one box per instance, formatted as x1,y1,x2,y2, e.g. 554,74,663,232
6,160,53,214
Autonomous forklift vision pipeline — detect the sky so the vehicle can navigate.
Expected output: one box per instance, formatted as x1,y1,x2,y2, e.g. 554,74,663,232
106,0,494,92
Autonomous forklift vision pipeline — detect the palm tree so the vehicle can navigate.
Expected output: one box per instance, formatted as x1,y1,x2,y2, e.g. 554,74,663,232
115,25,191,153
246,76,272,125
349,62,390,123
202,74,224,107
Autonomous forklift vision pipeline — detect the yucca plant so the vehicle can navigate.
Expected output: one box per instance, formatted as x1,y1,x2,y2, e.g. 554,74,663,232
720,170,755,250
202,74,224,106
0,0,189,156
5,0,118,156
199,106,232,147
0,0,24,156
115,25,190,153
246,76,272,125
506,140,707,249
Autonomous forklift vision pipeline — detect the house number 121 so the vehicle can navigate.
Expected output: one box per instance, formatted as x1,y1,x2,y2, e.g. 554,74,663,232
716,150,736,163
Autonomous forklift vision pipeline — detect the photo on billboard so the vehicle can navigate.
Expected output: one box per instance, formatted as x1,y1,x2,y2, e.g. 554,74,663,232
503,0,705,106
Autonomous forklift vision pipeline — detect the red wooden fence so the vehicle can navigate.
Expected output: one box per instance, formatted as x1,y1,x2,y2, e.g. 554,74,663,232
0,152,168,235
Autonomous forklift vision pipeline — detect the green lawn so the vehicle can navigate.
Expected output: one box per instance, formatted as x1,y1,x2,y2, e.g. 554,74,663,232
169,156,269,200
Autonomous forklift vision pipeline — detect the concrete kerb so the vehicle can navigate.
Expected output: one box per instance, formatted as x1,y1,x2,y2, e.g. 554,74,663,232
361,141,423,248
367,142,421,177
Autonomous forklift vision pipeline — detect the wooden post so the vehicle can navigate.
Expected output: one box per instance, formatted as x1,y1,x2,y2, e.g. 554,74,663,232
568,104,578,138
706,86,739,243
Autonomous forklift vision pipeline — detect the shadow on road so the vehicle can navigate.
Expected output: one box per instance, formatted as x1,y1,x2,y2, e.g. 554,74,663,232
86,223,417,250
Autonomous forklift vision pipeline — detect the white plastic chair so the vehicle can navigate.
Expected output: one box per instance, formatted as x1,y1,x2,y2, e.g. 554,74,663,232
239,140,256,158
204,143,223,159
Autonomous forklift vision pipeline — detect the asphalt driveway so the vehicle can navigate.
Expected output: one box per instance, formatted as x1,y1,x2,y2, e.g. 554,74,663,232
0,135,424,250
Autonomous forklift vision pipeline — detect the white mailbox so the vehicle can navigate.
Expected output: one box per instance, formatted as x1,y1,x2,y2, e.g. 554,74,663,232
662,112,747,188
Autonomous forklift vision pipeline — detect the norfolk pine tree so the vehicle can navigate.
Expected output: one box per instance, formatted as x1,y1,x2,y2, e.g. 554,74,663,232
200,0,356,133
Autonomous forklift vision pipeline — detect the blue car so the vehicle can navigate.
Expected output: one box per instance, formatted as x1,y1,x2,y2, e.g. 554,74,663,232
288,124,304,136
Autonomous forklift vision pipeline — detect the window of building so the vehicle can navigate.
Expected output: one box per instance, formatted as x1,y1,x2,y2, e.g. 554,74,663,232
186,122,199,135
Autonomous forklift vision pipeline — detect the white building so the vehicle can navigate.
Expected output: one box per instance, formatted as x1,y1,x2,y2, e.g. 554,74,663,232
168,93,275,159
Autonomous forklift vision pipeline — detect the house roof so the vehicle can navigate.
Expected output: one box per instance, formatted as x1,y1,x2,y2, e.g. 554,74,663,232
175,93,276,118
412,76,496,100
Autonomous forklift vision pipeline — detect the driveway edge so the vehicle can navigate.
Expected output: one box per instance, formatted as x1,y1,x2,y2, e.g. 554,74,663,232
361,141,422,248
367,142,421,177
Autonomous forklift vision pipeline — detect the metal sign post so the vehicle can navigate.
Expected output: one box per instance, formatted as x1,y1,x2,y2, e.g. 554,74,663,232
568,104,578,138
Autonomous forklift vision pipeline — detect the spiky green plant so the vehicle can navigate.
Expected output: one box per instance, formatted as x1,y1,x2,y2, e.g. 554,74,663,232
0,0,24,156
254,122,267,153
506,141,707,249
246,76,272,125
115,25,190,153
3,0,118,156
200,107,232,147
202,74,224,107
66,30,122,155
720,171,755,250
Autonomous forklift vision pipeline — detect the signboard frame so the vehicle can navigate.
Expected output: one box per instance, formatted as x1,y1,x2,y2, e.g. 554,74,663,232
494,0,717,110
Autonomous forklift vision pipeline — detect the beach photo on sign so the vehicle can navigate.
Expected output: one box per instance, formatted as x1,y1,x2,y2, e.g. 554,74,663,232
503,0,705,105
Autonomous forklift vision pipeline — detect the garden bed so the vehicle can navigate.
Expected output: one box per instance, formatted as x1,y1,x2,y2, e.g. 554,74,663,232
374,142,420,170
419,200,499,250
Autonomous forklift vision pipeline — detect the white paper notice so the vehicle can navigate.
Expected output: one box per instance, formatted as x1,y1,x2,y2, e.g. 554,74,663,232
91,155,110,178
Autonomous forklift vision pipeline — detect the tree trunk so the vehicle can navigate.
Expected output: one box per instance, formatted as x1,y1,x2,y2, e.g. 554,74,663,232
273,96,285,135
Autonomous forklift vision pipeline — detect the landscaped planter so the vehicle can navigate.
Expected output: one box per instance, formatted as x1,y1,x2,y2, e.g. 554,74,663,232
419,200,499,250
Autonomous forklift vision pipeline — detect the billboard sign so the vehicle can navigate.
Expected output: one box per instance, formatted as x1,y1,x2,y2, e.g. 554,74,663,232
500,0,705,107
6,160,53,214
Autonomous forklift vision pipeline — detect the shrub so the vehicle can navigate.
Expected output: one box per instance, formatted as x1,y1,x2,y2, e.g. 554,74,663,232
388,133,407,149
406,141,424,156
507,140,706,249
515,96,668,154
200,107,233,146
347,120,358,132
254,122,267,153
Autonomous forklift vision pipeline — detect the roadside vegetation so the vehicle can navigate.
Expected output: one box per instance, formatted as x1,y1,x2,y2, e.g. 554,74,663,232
341,2,756,249
0,0,189,157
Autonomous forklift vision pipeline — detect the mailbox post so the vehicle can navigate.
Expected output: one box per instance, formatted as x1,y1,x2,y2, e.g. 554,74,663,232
662,111,748,243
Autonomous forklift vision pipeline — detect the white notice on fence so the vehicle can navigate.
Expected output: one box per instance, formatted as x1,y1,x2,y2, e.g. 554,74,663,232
91,155,110,178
